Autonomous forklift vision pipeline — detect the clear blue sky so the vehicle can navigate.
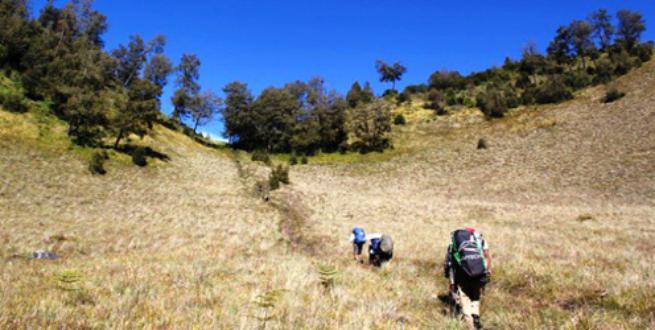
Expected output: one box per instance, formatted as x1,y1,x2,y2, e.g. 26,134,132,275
31,0,655,139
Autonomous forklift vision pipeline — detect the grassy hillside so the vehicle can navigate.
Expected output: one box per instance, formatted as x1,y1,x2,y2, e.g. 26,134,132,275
1,60,654,328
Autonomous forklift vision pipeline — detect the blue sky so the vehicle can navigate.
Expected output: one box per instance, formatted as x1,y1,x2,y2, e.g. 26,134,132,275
31,0,655,139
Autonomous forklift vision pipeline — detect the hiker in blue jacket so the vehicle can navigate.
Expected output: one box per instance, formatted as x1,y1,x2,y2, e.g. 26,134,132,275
349,227,367,263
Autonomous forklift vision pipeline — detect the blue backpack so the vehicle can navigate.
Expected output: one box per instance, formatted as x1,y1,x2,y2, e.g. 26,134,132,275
369,238,381,252
353,227,366,244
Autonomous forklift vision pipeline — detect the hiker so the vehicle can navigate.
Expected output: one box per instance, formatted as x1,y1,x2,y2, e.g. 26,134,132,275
443,227,492,330
368,233,393,267
349,227,367,263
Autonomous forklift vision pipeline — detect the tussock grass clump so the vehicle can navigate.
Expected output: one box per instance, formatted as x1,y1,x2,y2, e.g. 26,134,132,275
603,89,626,103
577,214,594,222
132,146,148,167
477,138,488,150
301,156,308,165
289,153,298,165
251,149,272,165
317,264,339,289
88,151,108,175
55,270,95,306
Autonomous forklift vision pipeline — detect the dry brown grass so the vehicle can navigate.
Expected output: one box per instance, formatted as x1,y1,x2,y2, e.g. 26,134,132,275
1,60,654,328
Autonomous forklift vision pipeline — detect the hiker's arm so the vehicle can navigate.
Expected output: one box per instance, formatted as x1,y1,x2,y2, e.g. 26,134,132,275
484,249,492,274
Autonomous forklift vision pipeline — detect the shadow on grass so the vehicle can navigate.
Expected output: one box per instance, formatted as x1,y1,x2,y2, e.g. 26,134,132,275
111,145,171,162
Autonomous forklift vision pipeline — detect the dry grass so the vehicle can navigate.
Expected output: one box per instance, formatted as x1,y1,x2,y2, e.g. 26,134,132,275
1,60,654,328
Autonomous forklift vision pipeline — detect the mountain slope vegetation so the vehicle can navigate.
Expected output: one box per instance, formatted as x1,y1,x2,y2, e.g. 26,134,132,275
2,55,654,329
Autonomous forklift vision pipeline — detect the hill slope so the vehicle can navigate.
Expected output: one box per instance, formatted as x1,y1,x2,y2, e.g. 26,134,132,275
1,60,654,328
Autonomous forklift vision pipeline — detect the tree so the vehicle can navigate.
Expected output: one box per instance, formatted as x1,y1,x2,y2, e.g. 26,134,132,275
616,9,646,50
346,81,363,108
519,41,546,83
362,82,375,103
429,69,466,90
251,87,300,152
0,0,33,71
144,54,173,91
589,9,614,50
375,60,406,91
111,79,159,148
569,20,595,68
547,26,573,64
221,81,255,147
190,91,222,133
112,34,166,88
347,100,392,152
171,53,201,120
111,34,170,148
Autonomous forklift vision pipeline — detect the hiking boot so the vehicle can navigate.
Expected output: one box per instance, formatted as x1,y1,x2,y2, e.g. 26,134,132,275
472,314,482,329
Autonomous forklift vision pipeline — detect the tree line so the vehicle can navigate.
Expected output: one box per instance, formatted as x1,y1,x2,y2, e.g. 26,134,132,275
396,8,652,118
0,0,219,148
2,2,651,157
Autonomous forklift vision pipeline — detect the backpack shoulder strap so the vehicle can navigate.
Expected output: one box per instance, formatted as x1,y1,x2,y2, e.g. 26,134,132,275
451,231,461,264
473,232,488,272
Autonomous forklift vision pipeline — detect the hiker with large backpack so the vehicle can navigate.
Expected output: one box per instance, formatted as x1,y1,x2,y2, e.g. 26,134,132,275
368,233,393,267
443,227,492,330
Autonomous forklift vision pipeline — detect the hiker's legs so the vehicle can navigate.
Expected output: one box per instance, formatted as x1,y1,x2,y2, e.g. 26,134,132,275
458,282,482,329
353,242,364,262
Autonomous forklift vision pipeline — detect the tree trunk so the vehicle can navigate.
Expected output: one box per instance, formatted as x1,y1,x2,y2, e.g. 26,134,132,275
193,117,200,134
392,80,396,91
114,128,125,149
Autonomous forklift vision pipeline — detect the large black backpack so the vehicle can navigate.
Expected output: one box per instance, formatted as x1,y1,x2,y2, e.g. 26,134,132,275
451,229,487,278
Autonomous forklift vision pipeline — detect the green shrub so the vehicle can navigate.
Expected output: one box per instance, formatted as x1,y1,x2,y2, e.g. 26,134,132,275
132,147,148,167
0,91,28,113
289,153,298,165
251,149,271,165
338,142,348,154
610,50,635,76
535,76,573,104
476,91,507,118
268,165,290,191
88,152,107,175
396,92,409,105
564,71,592,89
603,89,625,103
301,156,308,164
592,58,615,85
631,43,653,63
393,114,406,125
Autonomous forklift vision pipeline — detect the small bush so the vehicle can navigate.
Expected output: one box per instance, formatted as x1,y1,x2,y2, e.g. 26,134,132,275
564,71,592,89
396,92,409,105
132,147,148,167
268,165,290,191
603,89,625,103
289,153,298,166
338,142,348,154
476,91,507,118
382,89,398,98
535,76,573,104
477,138,488,150
631,42,653,63
301,156,308,165
88,152,107,175
592,58,615,85
251,149,271,165
393,114,406,125
0,92,28,113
